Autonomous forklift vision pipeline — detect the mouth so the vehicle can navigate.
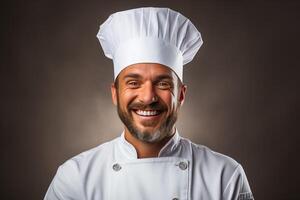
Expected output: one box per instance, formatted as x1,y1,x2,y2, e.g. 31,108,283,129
133,109,162,117
131,109,164,127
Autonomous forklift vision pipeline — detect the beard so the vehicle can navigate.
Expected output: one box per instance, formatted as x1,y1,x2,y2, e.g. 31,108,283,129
116,94,179,143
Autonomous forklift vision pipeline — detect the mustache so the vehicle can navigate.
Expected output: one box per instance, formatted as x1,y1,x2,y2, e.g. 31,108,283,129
128,101,166,111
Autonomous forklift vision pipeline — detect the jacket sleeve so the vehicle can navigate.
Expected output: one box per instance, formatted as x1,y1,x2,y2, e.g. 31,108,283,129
44,161,84,200
222,164,254,200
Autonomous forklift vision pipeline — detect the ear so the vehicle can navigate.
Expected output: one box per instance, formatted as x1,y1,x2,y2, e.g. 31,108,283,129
111,83,118,106
179,84,187,106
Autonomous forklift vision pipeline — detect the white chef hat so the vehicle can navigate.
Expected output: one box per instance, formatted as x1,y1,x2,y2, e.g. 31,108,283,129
97,7,203,82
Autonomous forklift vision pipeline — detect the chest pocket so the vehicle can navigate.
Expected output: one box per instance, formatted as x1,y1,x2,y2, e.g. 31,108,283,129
109,157,189,200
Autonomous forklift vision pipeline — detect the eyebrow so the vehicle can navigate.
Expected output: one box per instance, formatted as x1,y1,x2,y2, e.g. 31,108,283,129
123,73,143,80
153,74,173,82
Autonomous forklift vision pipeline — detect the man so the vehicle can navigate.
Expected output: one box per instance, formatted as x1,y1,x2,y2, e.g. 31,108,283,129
45,7,254,200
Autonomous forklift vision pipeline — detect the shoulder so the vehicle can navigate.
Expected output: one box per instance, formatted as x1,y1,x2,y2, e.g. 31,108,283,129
67,137,118,166
44,138,119,199
180,137,240,186
179,137,253,198
58,137,119,176
180,137,239,170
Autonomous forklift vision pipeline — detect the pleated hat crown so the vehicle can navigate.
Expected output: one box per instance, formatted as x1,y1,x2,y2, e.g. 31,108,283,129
97,7,203,81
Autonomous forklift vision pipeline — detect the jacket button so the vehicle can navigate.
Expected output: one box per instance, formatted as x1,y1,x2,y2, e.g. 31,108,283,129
172,198,179,200
112,163,121,171
179,161,188,170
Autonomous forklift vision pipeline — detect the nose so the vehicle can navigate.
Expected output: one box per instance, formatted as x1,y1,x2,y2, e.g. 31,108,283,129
138,82,158,105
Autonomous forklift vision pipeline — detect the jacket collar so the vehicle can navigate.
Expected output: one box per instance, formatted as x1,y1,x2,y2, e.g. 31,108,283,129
118,129,181,159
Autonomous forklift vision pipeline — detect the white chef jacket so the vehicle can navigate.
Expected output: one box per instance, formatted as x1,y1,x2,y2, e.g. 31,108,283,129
44,130,253,200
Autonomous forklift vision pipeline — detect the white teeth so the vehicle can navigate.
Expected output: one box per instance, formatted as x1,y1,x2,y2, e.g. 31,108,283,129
136,110,159,116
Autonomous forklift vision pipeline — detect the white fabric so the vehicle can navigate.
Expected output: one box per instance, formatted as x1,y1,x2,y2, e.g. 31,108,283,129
97,7,203,81
44,130,254,200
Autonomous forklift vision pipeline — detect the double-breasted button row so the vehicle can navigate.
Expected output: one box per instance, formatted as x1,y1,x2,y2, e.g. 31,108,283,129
112,161,188,172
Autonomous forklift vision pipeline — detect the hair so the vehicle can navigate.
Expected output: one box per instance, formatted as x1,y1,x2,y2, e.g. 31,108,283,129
114,76,119,89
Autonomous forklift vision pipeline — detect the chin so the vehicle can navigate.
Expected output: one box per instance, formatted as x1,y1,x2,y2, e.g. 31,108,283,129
131,127,163,143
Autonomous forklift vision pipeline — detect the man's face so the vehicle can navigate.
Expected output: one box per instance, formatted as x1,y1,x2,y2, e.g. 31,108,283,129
111,63,187,143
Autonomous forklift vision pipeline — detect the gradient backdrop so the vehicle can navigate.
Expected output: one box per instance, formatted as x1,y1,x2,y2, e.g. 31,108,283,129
2,0,300,199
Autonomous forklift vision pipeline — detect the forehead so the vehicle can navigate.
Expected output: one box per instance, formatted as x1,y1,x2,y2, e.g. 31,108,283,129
118,63,177,80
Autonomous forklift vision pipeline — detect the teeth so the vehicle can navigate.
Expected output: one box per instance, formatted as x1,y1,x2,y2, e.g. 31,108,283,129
136,110,159,116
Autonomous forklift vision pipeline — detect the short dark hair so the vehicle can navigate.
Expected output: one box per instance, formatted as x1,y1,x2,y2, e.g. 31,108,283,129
114,76,119,89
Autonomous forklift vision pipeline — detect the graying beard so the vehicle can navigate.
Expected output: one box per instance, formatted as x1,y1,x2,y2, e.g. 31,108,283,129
116,92,178,143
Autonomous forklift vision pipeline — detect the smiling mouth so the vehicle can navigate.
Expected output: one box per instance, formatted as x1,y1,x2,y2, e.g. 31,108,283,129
134,109,162,117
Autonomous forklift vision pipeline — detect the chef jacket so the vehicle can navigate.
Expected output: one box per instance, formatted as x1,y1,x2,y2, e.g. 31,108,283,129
44,130,254,200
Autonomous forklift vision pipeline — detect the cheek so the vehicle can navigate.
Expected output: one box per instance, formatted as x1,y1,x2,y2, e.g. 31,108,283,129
159,92,177,109
118,90,136,107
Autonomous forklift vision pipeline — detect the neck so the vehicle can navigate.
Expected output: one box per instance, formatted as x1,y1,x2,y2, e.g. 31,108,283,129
124,129,175,158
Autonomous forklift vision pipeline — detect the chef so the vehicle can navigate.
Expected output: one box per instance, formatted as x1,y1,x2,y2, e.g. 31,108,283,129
44,7,254,200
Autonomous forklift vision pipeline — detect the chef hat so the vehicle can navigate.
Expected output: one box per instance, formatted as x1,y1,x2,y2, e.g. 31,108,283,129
97,7,203,81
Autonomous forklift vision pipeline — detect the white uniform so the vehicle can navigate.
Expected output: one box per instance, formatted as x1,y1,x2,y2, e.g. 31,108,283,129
44,130,253,200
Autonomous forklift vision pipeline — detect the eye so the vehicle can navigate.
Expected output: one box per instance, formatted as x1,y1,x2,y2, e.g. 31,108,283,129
127,80,140,88
157,81,172,89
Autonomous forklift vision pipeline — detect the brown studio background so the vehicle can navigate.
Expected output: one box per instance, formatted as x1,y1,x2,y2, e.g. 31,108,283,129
2,0,300,199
